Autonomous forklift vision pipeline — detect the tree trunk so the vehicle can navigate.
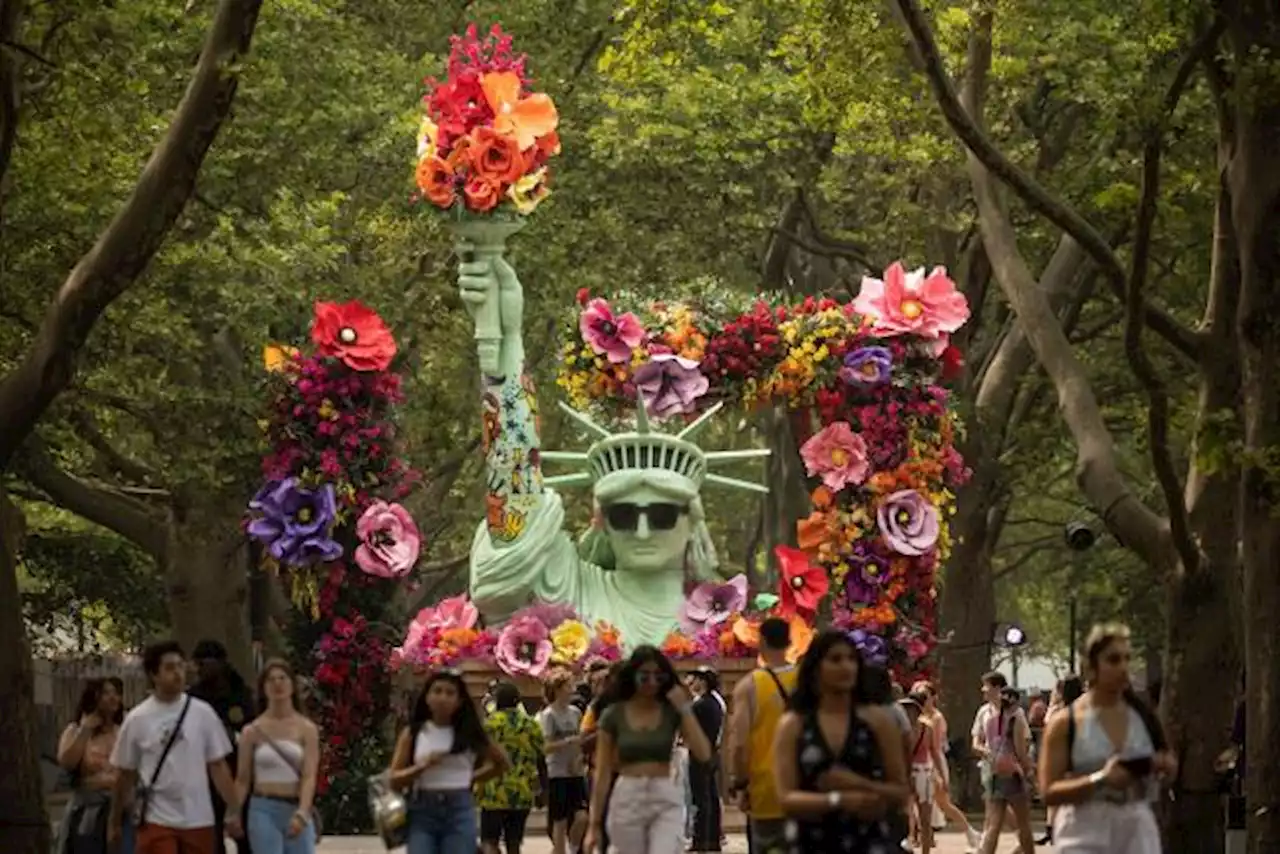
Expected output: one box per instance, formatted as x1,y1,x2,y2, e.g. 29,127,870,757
0,488,51,854
1225,9,1280,846
164,520,253,678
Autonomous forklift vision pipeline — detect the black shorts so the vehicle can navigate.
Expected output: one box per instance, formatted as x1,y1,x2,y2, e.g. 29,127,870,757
547,776,587,823
479,808,530,844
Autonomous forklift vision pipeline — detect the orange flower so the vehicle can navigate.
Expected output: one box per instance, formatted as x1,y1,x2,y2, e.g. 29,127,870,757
796,510,833,552
662,632,696,658
811,486,834,509
468,127,527,186
733,615,760,649
446,136,473,171
594,621,620,646
463,176,503,212
440,627,479,649
416,156,457,208
536,130,562,159
481,71,560,151
785,616,814,664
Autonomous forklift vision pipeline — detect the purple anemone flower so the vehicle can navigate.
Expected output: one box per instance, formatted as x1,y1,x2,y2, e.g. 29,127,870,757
844,549,890,604
247,478,343,567
877,489,940,556
839,346,893,386
849,629,889,666
634,353,710,420
680,574,749,633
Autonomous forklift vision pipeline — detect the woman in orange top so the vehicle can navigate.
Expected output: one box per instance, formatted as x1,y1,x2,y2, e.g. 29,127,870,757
54,677,132,854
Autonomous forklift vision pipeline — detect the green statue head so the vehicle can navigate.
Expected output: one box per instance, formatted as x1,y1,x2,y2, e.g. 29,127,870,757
543,401,770,580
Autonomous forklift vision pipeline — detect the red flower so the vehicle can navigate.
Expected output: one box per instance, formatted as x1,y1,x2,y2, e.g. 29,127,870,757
940,344,965,382
775,545,830,616
311,301,398,372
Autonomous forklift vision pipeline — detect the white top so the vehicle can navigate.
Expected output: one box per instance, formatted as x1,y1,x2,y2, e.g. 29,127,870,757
110,694,232,829
538,704,583,778
253,739,303,785
413,722,475,791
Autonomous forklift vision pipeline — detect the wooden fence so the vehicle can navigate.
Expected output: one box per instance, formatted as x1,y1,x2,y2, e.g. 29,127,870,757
32,656,149,765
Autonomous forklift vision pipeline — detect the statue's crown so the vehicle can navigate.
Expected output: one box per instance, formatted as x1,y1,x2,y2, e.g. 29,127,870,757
542,400,770,494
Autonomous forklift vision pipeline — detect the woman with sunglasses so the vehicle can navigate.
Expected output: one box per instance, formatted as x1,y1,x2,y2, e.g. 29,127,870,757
584,646,712,854
389,670,511,854
1038,624,1173,853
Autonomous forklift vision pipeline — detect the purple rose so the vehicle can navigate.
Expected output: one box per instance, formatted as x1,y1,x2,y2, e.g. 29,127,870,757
840,346,893,387
680,574,749,633
247,478,343,567
849,629,889,666
877,489,940,556
844,549,890,604
634,353,710,420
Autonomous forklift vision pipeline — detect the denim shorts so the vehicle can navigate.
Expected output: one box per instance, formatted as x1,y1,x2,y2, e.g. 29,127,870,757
247,796,316,854
407,789,476,854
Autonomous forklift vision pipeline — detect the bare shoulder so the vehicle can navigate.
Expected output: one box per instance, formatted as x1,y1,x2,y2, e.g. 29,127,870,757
776,710,802,738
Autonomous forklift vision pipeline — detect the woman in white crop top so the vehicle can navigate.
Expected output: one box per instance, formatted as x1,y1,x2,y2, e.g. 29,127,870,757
233,659,321,854
389,669,510,854
1038,624,1176,853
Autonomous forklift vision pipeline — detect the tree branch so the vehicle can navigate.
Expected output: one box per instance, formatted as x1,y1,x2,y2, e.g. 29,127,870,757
13,438,167,556
891,0,1202,363
0,1,23,192
0,0,265,471
404,555,470,614
1124,20,1223,578
65,409,164,488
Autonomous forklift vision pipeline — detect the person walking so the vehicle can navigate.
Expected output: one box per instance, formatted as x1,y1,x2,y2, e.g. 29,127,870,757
189,640,256,854
728,618,798,854
584,646,712,854
911,681,981,851
579,662,623,854
108,640,242,854
232,660,320,854
539,672,588,854
477,682,544,854
687,666,725,852
388,669,511,854
771,630,909,852
971,674,1036,854
53,677,133,854
900,693,946,854
1037,675,1083,845
1038,624,1174,853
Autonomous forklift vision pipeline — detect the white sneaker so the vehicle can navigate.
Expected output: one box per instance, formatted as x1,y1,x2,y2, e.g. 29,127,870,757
965,827,982,852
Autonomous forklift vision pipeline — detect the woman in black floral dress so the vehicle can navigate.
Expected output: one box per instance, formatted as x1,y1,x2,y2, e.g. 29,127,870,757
771,630,909,853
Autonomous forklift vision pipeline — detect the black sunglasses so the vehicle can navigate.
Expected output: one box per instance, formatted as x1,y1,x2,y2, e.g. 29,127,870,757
604,503,687,532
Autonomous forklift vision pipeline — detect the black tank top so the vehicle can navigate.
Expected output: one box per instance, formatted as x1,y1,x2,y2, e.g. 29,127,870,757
788,704,895,853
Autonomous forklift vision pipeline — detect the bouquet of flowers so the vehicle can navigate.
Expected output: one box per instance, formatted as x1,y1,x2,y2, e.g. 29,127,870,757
556,262,973,677
412,24,560,217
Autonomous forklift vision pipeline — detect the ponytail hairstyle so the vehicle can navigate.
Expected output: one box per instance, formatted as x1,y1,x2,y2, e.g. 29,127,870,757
1083,623,1166,751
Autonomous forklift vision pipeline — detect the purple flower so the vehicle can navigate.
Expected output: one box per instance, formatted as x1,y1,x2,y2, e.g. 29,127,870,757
680,574,749,633
839,346,893,386
849,629,889,666
634,353,710,420
512,601,579,630
844,549,890,604
247,478,343,566
877,489,940,556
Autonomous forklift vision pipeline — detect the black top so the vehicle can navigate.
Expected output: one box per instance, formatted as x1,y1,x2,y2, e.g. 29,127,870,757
692,693,725,755
788,705,895,854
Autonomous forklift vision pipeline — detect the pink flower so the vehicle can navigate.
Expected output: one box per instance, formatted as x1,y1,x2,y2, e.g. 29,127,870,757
680,574,749,633
495,616,553,677
402,594,479,650
853,262,970,340
634,354,709,420
354,501,422,578
580,298,645,363
800,422,870,492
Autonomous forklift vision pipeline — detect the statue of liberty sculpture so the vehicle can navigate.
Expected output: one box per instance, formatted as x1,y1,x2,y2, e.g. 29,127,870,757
457,253,770,647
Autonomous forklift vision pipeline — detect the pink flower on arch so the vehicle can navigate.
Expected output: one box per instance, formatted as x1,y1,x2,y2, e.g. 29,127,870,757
800,421,870,492
354,501,421,578
403,594,479,653
495,616,553,678
580,298,645,363
680,574,749,633
853,263,970,340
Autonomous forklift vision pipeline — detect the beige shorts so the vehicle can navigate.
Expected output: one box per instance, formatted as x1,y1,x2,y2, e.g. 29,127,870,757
911,763,936,803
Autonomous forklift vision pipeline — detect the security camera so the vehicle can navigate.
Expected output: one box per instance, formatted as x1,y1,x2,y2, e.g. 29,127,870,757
1064,521,1097,552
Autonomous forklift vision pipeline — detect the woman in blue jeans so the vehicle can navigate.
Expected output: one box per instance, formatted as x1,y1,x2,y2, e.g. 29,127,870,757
390,669,511,854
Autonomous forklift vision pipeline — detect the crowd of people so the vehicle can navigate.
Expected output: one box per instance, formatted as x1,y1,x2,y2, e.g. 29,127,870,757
54,620,1184,854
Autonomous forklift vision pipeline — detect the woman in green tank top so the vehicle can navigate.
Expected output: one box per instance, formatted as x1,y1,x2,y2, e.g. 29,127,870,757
584,646,712,854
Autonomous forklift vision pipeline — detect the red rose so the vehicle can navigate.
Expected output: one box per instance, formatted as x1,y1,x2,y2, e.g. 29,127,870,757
940,344,965,381
463,176,502,212
311,300,398,372
576,288,590,306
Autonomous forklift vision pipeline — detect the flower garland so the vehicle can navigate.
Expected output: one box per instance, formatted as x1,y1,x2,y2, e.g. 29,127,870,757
553,262,972,681
413,24,560,216
249,300,421,809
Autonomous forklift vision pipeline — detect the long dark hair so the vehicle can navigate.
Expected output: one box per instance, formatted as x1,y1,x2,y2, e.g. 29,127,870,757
1060,674,1084,705
409,670,489,754
790,630,872,715
589,661,626,719
610,645,680,705
74,677,125,727
256,658,303,714
1084,624,1167,751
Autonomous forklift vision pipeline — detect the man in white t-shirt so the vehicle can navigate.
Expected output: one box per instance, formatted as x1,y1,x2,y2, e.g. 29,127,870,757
970,672,1034,854
109,639,242,854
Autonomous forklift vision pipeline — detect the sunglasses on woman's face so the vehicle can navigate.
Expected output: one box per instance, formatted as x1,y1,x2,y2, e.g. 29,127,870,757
636,670,668,685
604,503,687,532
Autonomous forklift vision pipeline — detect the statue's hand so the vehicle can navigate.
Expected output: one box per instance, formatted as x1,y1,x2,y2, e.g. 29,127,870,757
458,247,524,340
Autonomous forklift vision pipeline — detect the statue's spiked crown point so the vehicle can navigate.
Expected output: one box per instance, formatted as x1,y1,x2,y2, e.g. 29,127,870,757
541,400,771,494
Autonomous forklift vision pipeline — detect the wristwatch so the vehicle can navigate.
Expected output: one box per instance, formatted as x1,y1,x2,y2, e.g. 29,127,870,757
827,790,841,811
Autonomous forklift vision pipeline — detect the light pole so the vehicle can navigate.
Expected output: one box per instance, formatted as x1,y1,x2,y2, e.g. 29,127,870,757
1064,521,1097,673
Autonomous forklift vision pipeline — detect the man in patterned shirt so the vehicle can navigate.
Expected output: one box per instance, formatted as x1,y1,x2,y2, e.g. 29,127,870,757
477,682,545,854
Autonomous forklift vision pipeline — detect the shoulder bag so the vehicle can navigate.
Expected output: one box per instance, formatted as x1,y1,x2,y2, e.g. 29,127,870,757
134,696,191,827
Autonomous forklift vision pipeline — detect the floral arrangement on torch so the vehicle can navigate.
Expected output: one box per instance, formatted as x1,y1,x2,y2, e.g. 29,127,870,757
413,24,560,216
555,263,972,679
248,300,422,800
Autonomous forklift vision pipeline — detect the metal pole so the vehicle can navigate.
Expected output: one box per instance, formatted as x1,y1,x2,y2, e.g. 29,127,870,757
1068,595,1078,674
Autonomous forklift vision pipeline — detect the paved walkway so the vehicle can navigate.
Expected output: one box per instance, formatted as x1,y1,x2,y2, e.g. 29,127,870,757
306,830,1011,852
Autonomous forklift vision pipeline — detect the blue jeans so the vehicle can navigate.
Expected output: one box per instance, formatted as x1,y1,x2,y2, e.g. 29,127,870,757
247,796,316,854
407,790,476,854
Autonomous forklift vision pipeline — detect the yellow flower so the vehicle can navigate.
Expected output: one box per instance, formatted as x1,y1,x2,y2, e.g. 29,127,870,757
317,399,338,420
262,344,298,373
550,620,591,663
416,116,439,160
507,168,550,214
